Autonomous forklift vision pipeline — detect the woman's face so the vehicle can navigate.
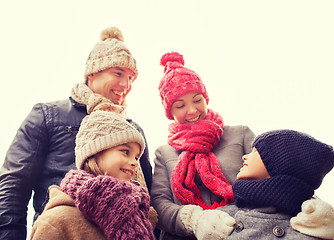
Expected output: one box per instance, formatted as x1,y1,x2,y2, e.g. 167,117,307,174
170,92,208,124
237,147,270,180
95,142,140,181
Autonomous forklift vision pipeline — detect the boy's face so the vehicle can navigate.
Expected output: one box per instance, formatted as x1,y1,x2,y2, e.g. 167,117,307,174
87,67,135,105
170,92,208,124
237,147,270,180
95,142,140,181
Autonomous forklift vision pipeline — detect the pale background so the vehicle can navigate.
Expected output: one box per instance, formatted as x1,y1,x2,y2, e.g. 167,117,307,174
0,0,333,238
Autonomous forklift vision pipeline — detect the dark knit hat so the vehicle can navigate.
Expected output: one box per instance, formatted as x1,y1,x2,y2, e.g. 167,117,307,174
158,52,209,120
253,129,334,190
233,129,334,216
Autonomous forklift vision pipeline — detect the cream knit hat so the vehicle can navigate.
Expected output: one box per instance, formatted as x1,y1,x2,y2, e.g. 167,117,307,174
84,26,138,80
75,111,145,170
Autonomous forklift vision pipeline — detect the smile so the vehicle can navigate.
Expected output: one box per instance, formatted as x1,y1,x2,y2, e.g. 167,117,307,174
121,168,134,177
186,115,200,122
113,90,124,97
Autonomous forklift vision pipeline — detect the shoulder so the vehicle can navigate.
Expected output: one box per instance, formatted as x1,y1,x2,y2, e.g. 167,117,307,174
155,144,179,161
223,125,254,136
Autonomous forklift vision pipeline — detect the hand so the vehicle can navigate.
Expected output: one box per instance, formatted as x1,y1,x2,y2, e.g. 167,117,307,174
180,205,235,240
291,198,334,239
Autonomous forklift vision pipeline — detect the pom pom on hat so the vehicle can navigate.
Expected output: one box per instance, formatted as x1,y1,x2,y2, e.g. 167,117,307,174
85,26,137,81
160,52,184,67
158,52,209,120
100,26,124,42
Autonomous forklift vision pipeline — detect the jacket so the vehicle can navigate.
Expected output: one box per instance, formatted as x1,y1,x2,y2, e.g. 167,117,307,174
220,204,325,239
0,98,152,240
150,125,255,240
30,185,106,240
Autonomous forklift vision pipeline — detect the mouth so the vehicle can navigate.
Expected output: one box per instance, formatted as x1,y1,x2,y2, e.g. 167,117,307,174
121,168,134,177
112,90,125,98
186,115,200,123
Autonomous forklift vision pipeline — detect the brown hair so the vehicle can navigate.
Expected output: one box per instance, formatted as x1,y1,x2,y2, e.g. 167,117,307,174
83,156,105,176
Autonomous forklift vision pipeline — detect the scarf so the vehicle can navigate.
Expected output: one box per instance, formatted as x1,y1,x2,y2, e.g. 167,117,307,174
169,109,233,210
232,175,315,216
71,82,127,117
61,170,154,240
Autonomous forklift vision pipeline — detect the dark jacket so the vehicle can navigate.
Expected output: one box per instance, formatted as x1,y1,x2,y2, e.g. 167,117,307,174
0,98,152,240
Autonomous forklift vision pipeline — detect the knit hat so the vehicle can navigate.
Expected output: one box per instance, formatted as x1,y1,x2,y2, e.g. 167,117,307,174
84,26,138,81
159,52,209,120
232,129,334,216
252,129,334,190
75,111,145,170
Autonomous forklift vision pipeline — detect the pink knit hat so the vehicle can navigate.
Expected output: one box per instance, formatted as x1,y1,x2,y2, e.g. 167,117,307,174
158,52,209,120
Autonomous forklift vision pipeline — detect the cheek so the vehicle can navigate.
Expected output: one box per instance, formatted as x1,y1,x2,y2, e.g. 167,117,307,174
172,109,185,123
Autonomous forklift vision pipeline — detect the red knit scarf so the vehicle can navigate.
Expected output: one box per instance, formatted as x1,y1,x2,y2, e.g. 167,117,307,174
169,109,234,209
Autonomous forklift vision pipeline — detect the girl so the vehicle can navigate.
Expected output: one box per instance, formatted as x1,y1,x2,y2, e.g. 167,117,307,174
30,109,155,240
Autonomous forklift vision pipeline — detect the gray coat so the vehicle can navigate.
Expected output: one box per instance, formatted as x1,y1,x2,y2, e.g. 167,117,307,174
220,204,324,239
151,125,255,240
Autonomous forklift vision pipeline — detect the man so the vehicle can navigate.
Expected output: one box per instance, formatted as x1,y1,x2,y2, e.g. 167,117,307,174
0,26,152,240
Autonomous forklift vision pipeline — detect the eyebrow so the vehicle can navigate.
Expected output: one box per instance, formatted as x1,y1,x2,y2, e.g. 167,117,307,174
113,67,125,72
174,93,202,103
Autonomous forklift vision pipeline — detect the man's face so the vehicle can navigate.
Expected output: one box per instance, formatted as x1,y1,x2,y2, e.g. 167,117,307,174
87,67,135,105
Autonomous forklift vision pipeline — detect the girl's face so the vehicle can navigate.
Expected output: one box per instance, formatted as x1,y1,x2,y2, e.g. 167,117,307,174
170,92,208,124
237,147,270,180
95,142,140,181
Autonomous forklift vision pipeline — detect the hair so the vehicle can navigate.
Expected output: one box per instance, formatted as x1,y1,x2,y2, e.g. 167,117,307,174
83,156,105,176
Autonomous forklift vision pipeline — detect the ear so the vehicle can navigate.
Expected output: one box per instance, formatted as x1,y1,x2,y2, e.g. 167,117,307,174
86,74,95,86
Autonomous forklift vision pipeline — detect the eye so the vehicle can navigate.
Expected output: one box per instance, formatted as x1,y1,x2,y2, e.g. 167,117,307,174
120,149,130,155
128,75,135,83
175,104,185,109
194,98,202,103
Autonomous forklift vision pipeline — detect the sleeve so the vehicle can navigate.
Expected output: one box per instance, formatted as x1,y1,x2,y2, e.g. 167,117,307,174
30,219,63,240
150,147,192,237
0,103,49,240
242,126,256,154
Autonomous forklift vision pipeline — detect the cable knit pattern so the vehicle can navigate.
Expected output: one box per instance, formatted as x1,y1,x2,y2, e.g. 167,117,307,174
60,170,154,240
169,109,233,210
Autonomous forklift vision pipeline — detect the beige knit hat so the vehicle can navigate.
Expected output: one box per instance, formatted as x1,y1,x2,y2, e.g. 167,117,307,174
84,26,138,80
75,110,145,170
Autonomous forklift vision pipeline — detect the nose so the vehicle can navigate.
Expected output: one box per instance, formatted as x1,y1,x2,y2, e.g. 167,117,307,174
119,76,131,90
129,158,139,168
187,104,197,115
242,155,247,161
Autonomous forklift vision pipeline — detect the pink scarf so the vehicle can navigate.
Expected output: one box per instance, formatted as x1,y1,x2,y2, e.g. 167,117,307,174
169,109,233,209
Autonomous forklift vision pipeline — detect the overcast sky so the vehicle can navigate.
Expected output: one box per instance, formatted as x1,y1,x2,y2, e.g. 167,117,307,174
1,0,333,235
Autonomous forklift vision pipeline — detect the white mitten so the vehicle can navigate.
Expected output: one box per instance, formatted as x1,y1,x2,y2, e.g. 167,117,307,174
180,205,235,240
291,198,334,239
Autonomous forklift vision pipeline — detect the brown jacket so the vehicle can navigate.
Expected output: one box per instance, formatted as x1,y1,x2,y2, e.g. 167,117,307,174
30,185,106,240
